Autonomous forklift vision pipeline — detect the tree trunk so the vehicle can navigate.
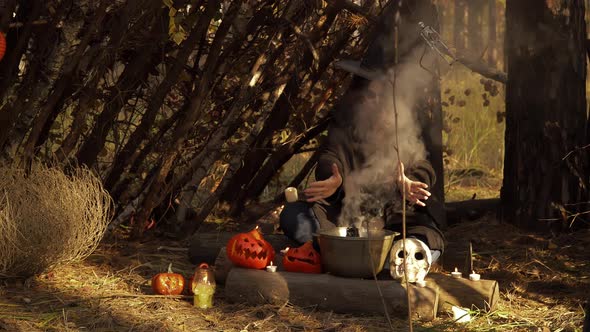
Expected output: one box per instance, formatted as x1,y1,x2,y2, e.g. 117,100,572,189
453,0,467,50
502,0,587,230
467,0,485,54
487,0,497,66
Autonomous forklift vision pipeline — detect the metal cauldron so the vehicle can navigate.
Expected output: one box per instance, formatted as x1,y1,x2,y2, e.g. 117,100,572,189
315,227,398,278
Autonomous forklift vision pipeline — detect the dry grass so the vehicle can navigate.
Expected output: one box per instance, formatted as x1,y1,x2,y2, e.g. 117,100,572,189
0,163,112,277
0,215,587,331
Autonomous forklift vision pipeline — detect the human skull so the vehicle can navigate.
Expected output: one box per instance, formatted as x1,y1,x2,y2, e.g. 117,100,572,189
389,238,432,283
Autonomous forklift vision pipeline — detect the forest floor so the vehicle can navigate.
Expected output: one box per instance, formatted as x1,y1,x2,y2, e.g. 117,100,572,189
0,202,588,331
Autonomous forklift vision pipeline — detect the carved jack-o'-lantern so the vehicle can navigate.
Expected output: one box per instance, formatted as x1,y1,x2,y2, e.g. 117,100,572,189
226,227,275,269
282,241,322,274
151,263,185,295
0,32,6,62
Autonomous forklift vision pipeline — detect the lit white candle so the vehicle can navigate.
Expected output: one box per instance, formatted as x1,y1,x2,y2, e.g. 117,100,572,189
338,227,347,237
284,187,298,203
266,261,277,273
469,271,480,281
451,267,462,278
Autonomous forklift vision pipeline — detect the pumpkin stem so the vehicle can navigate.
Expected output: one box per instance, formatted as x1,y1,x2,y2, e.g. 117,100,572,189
167,263,173,273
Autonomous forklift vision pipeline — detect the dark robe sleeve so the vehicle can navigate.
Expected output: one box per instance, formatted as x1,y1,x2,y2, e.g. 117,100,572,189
384,159,445,252
405,159,436,189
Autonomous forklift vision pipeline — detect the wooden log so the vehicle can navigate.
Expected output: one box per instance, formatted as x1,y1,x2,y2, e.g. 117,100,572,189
213,246,285,284
445,198,500,224
213,246,233,285
426,273,499,312
224,267,499,319
224,268,439,321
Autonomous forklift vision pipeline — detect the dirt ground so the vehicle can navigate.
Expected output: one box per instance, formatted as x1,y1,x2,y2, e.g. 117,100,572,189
0,214,588,332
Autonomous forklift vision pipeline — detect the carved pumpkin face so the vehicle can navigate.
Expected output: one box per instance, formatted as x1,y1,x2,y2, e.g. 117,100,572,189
0,32,5,62
282,241,322,274
226,227,275,269
151,264,185,295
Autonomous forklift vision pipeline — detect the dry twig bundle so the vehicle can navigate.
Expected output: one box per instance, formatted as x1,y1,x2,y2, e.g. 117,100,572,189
0,163,113,276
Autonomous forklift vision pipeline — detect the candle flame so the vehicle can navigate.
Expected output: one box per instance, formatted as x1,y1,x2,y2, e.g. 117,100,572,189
454,267,458,272
270,261,274,266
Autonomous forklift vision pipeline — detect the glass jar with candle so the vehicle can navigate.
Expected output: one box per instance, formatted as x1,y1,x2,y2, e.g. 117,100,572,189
192,263,216,308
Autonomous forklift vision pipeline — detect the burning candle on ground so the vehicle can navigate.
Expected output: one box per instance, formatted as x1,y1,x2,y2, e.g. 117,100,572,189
451,267,462,278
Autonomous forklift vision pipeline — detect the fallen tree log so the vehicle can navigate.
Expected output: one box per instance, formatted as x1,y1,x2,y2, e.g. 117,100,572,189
445,198,500,224
426,273,499,312
224,268,439,320
214,246,283,284
223,267,499,320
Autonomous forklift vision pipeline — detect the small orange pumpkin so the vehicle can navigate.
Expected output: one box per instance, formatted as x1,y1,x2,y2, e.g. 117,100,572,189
226,226,275,269
282,241,322,274
0,32,6,62
152,263,185,295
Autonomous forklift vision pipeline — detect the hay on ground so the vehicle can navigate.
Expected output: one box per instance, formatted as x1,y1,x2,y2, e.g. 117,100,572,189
0,163,113,276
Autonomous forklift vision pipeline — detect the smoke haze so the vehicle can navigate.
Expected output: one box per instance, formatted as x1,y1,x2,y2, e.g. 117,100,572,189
338,49,435,228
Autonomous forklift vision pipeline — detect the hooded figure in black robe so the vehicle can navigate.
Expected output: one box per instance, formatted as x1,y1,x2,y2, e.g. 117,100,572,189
279,1,444,255
280,80,445,254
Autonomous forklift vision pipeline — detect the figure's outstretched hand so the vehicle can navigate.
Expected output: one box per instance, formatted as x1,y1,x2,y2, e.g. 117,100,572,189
398,162,431,207
304,163,343,202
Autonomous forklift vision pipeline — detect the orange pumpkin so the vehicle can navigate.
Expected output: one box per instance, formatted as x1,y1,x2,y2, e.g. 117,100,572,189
226,227,275,269
0,32,6,62
151,263,185,295
282,241,322,274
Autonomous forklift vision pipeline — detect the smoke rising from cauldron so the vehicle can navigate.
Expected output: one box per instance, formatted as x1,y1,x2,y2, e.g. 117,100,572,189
338,49,435,229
